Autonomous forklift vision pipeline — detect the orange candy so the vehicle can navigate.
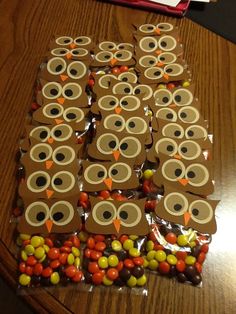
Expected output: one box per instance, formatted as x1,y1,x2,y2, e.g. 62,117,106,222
65,265,76,278
133,257,144,266
48,248,60,260
42,267,53,278
95,242,106,252
195,262,202,273
176,251,188,261
59,253,68,265
88,262,99,274
72,270,83,282
201,244,209,254
99,190,110,199
107,268,119,281
90,250,102,260
87,237,95,249
50,259,60,269
94,235,105,242
159,261,170,274
165,232,177,244
33,263,43,276
124,259,135,269
92,271,104,285
197,252,206,264
176,260,186,272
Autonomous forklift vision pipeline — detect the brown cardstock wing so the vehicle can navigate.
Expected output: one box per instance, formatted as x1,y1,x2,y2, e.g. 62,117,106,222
85,197,149,236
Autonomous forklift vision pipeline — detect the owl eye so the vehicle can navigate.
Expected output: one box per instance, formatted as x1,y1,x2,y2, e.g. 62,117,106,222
42,103,64,118
114,50,132,61
67,61,87,80
119,137,142,158
99,41,116,51
51,124,73,141
74,36,91,46
112,82,133,95
185,125,208,140
116,43,133,50
153,89,173,107
95,51,113,62
178,107,200,124
84,164,107,184
27,171,51,192
63,107,84,123
162,123,184,139
118,72,137,83
133,85,153,100
62,83,82,100
103,115,125,132
92,201,116,225
164,192,188,216
98,74,116,89
178,140,201,160
51,171,75,193
189,200,213,224
117,203,142,227
156,23,174,32
159,35,177,51
30,126,51,142
156,108,177,122
126,117,148,134
185,164,209,187
51,48,69,56
47,57,67,75
97,133,119,155
120,95,140,111
71,48,89,57
108,162,132,183
173,88,193,106
155,138,178,156
139,37,158,52
139,24,156,34
50,201,74,226
30,143,53,162
52,146,76,165
157,52,177,64
139,56,157,68
144,67,164,80
56,36,73,45
162,159,185,182
98,95,119,111
164,64,184,77
42,82,62,99
25,202,50,227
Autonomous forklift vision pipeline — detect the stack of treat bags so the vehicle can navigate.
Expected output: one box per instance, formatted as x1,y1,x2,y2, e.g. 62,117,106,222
15,22,219,290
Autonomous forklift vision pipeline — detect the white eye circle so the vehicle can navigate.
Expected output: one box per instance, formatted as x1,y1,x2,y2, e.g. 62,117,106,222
133,85,153,100
95,51,113,62
56,36,73,45
117,203,142,227
30,143,53,162
156,108,177,122
139,37,158,53
155,138,178,157
84,164,108,184
185,125,208,140
92,201,116,226
96,133,119,155
108,162,132,183
159,35,177,51
42,82,62,99
156,23,174,32
25,202,50,227
164,64,184,77
47,57,67,75
144,67,164,80
173,88,193,107
62,83,82,100
74,36,92,46
139,55,157,68
52,146,76,165
185,164,210,187
27,171,51,193
178,140,202,160
50,201,75,226
162,159,185,182
164,192,188,216
153,89,173,107
178,107,200,124
51,171,75,193
189,200,213,224
51,48,70,56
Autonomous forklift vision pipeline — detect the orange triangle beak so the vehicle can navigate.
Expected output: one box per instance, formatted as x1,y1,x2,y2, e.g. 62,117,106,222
55,118,64,125
110,58,118,66
103,178,112,190
46,189,54,199
174,154,181,160
46,160,53,169
178,178,189,186
113,219,121,233
168,104,177,108
155,50,162,55
156,62,164,67
155,28,161,35
184,212,191,226
115,107,122,114
66,53,72,60
57,97,65,105
163,74,169,80
47,137,54,144
113,150,120,161
60,74,68,81
70,43,76,49
45,220,53,233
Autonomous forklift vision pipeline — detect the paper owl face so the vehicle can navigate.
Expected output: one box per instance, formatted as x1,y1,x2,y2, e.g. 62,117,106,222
153,153,214,196
134,22,177,37
85,197,149,236
47,47,93,62
18,197,82,235
81,160,139,192
155,186,219,234
49,35,94,52
37,79,88,108
87,126,146,165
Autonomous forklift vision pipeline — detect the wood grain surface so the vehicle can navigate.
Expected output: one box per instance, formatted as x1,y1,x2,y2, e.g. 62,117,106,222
0,0,235,313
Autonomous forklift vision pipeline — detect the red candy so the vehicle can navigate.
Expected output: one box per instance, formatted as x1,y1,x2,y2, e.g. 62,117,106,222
195,262,202,273
116,261,124,271
94,234,105,242
87,237,95,249
79,192,88,203
48,248,60,260
95,242,106,252
176,251,187,261
88,262,99,274
99,190,110,200
65,265,77,278
201,244,209,254
92,271,104,285
119,65,129,73
42,267,53,278
159,261,170,274
165,233,177,244
107,268,119,281
59,253,68,265
45,238,53,248
176,260,186,272
25,266,33,276
33,263,43,276
26,256,37,266
124,259,135,269
70,235,80,248
50,259,60,269
197,252,206,264
90,250,102,260
19,262,26,273
72,270,83,282
112,67,120,75
133,257,144,266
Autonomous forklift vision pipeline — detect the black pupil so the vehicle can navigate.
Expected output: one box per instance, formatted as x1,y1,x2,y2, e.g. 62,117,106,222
175,95,181,102
60,50,66,54
121,101,128,106
167,145,173,152
36,212,45,221
53,212,64,221
174,204,182,211
174,130,181,137
181,147,187,153
104,55,110,59
149,60,155,65
135,89,140,94
147,26,153,30
70,69,78,75
122,78,128,82
103,211,112,219
120,143,128,150
120,211,128,220
64,39,70,43
149,42,155,48
124,88,130,93
36,176,47,187
56,153,65,161
119,45,124,49
188,130,194,137
73,50,79,55
111,169,118,176
163,96,169,103
175,168,182,177
39,131,48,139
97,171,105,178
66,113,76,120
39,152,46,160
161,41,167,47
166,68,173,73
160,57,165,61
65,89,73,97
110,100,116,106
159,25,164,29
187,171,195,178
180,112,187,118
128,122,135,128
50,108,59,115
116,53,122,58
192,208,199,216
108,45,114,49
154,71,161,76
115,121,122,127
55,64,63,72
166,113,173,119
50,88,58,96
54,130,62,137
54,178,63,185
109,141,116,149
76,38,83,43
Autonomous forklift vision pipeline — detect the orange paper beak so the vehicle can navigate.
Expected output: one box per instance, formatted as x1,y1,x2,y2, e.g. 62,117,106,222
60,74,68,82
155,50,162,55
45,220,53,233
70,43,76,49
115,106,122,114
113,150,120,161
55,118,64,125
184,212,191,226
103,178,112,190
47,137,54,144
66,53,72,60
113,219,121,233
46,189,54,199
155,28,161,35
178,178,189,186
57,97,65,105
174,154,181,160
163,74,169,80
168,104,177,108
156,62,164,67
45,160,53,169
110,58,118,66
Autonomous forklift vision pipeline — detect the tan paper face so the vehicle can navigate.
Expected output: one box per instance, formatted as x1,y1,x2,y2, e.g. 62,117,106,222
155,185,219,234
153,153,214,196
133,22,178,37
85,197,149,236
48,35,95,53
87,126,146,165
94,41,134,53
36,79,88,108
18,196,82,235
81,160,139,192
147,132,211,163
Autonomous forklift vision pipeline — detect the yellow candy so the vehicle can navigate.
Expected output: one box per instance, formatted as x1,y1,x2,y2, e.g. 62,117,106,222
21,250,28,261
74,257,81,268
185,256,196,265
67,253,75,265
103,275,113,286
143,169,153,180
155,250,166,262
146,240,154,251
129,235,138,241
189,241,196,248
50,272,60,285
146,250,155,261
108,255,119,267
143,258,149,268
98,256,109,269
182,81,190,87
19,274,31,286
16,236,23,246
157,84,166,89
136,275,147,286
72,247,80,257
39,236,45,245
148,259,159,270
177,235,188,246
111,240,122,251
19,234,31,241
30,236,41,248
127,275,137,287
24,245,35,256
129,248,140,257
167,254,177,265
78,231,88,242
34,247,45,259
123,239,134,250
43,244,50,253
38,254,46,263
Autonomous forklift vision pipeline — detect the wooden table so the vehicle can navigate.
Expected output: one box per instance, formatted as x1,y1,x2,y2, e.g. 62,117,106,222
0,1,235,313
